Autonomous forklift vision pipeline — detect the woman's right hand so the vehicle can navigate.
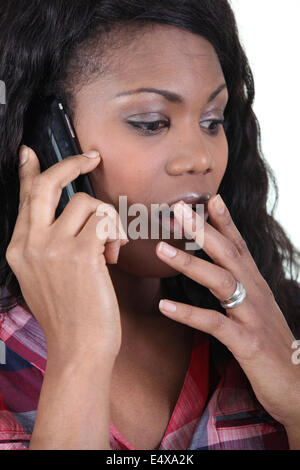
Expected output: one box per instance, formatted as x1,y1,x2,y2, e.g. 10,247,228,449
6,145,128,363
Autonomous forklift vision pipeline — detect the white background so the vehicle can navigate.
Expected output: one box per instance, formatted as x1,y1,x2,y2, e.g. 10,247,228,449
229,0,300,280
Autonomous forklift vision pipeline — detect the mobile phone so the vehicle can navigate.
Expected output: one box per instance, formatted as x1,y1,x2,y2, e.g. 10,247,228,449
22,95,97,219
47,98,96,201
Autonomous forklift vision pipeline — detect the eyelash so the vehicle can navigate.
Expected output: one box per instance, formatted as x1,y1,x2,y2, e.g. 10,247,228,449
127,119,226,136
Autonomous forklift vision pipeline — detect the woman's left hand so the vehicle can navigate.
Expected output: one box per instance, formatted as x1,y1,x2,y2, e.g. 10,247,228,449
156,194,300,431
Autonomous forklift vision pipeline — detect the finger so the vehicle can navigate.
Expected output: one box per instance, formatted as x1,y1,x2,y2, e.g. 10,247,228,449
18,145,41,208
13,145,42,242
103,240,122,265
53,192,101,236
77,210,129,264
156,241,239,305
158,300,246,356
29,151,101,227
95,202,128,243
207,194,260,274
173,200,259,287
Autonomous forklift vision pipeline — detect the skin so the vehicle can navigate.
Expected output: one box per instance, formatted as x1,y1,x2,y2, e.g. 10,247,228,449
9,24,300,450
73,25,300,448
71,25,229,448
156,200,300,449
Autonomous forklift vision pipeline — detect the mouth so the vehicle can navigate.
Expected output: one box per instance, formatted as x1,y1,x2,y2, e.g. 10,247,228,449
156,193,211,220
165,204,208,219
157,201,209,239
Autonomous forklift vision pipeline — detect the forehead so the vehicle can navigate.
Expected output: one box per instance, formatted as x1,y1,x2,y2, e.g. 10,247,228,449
73,24,227,117
104,25,225,91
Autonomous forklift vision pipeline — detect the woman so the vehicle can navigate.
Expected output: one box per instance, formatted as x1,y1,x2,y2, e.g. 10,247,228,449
0,0,300,450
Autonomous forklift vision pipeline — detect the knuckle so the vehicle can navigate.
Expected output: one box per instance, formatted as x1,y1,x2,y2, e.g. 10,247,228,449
212,312,226,331
96,202,116,219
45,246,60,262
31,174,47,196
220,272,236,292
96,215,117,240
181,304,194,322
247,332,265,358
71,191,91,204
224,243,240,260
69,250,82,265
23,243,41,262
71,247,100,268
24,233,45,262
235,237,249,256
222,210,232,228
44,237,69,262
235,323,267,361
182,253,193,269
6,243,19,267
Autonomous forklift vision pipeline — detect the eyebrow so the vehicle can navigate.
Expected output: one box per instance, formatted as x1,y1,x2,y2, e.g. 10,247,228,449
114,83,227,104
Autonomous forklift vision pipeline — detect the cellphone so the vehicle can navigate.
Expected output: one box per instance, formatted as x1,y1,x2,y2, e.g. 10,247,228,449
22,96,97,219
47,98,96,201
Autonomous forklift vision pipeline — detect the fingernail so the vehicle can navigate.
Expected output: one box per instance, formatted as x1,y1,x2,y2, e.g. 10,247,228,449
175,200,194,219
159,300,177,313
19,145,29,167
213,194,225,215
82,150,100,159
158,242,177,258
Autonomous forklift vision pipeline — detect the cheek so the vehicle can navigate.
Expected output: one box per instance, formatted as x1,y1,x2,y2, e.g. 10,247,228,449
74,108,158,199
89,141,158,208
75,113,156,197
214,132,229,183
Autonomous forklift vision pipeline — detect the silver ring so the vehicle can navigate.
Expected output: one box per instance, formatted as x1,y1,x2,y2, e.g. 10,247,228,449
220,281,246,309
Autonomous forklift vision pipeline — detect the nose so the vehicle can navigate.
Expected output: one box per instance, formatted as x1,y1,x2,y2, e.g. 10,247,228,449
165,135,213,176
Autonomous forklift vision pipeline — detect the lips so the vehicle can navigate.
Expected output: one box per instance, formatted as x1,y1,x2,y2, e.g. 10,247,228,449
154,192,212,219
166,192,212,208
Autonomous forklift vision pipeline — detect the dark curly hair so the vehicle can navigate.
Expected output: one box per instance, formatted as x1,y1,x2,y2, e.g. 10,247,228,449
1,0,300,363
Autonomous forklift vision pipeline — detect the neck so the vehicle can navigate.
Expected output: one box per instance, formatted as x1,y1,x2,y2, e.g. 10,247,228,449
107,264,192,356
107,263,163,321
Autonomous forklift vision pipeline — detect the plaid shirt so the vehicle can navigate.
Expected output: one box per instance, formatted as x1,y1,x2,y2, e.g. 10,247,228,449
0,303,292,450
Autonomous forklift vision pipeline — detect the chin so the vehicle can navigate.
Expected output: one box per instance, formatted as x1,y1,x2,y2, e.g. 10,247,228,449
115,240,183,278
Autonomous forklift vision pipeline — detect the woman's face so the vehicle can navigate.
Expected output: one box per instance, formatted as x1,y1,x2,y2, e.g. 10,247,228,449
73,25,229,278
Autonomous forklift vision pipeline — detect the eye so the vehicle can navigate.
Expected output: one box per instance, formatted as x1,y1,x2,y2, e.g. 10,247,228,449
126,118,226,137
127,119,169,136
201,119,226,136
